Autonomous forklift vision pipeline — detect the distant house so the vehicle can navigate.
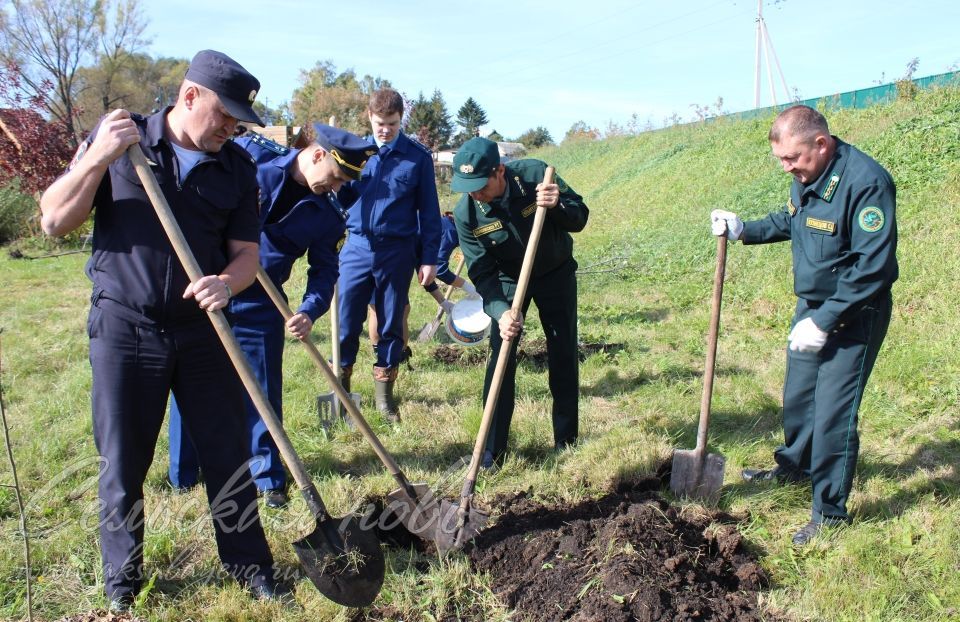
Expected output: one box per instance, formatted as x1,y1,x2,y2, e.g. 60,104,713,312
435,141,528,169
239,125,306,148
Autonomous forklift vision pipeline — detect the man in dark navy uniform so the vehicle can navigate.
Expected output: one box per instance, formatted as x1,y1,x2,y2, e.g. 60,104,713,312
712,105,897,546
336,88,442,421
451,137,589,469
167,124,375,509
40,50,283,608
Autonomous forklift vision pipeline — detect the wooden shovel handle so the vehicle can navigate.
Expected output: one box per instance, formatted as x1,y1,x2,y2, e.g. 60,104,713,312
459,166,555,497
430,254,467,323
126,144,331,519
695,233,727,455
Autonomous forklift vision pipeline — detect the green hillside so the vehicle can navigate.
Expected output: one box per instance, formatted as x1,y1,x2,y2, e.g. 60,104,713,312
1,86,959,621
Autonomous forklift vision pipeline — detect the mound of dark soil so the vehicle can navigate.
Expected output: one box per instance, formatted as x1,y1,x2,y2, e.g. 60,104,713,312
467,481,773,622
54,611,144,622
432,340,623,367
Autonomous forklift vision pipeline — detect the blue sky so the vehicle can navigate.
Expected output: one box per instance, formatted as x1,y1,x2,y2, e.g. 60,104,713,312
143,0,960,141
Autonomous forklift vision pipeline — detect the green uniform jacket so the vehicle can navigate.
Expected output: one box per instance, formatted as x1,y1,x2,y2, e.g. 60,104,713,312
453,159,589,320
740,138,898,332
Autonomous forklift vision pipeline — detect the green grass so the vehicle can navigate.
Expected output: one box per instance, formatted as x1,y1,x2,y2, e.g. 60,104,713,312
2,86,959,621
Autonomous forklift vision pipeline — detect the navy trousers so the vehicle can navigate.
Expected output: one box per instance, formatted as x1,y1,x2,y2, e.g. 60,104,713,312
88,301,273,600
338,236,417,369
168,298,287,492
774,291,892,524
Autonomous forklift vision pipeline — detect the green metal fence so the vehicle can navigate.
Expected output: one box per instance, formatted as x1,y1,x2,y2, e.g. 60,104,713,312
728,70,960,122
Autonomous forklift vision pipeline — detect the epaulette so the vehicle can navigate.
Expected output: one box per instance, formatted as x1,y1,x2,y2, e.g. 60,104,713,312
406,135,433,155
247,131,289,156
326,192,350,222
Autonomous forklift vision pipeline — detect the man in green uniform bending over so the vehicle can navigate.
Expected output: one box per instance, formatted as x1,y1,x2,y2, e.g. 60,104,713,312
451,137,589,469
712,105,897,546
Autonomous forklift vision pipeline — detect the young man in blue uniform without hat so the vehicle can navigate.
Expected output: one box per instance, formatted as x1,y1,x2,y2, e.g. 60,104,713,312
712,105,897,546
39,50,285,609
336,88,442,421
167,123,376,509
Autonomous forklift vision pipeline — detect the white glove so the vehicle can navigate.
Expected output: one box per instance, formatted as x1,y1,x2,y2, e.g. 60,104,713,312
461,281,478,297
788,317,829,353
711,209,743,240
441,300,455,315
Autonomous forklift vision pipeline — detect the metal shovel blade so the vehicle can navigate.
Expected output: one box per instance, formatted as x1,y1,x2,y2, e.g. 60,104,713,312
317,391,361,431
384,482,445,541
416,316,442,343
434,498,489,554
669,449,726,504
292,514,385,608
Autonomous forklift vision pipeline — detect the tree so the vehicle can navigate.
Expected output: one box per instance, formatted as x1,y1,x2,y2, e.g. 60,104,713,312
453,96,488,146
0,0,149,145
74,53,187,131
0,62,73,196
563,120,600,143
406,89,452,150
516,126,554,149
290,60,391,135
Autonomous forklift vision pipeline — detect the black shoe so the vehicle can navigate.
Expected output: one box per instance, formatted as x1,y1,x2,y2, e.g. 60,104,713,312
108,594,134,612
741,465,807,484
792,520,821,546
248,574,292,602
261,489,289,509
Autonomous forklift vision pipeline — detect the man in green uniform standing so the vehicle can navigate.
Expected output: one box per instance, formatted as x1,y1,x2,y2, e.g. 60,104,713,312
451,137,589,468
712,105,897,545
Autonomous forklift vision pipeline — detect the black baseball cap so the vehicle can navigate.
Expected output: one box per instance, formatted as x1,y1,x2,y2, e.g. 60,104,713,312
184,50,264,126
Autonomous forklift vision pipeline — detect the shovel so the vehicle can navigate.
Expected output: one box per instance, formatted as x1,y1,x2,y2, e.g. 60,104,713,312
255,265,449,547
435,167,556,554
317,284,361,430
669,227,728,504
127,144,384,607
416,254,466,343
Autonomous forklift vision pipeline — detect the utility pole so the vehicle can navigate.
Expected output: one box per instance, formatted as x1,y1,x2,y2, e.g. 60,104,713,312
753,0,792,108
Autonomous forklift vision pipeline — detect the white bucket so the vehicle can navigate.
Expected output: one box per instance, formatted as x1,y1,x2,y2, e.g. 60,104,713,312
445,296,491,346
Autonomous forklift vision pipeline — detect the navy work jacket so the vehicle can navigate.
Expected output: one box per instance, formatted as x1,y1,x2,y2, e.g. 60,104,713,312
83,108,260,328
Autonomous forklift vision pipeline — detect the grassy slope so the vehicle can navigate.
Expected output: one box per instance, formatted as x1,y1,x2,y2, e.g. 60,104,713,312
1,87,959,621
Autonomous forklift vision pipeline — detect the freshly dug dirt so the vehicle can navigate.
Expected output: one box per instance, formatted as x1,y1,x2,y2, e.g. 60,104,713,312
467,479,773,622
54,612,144,622
432,340,624,367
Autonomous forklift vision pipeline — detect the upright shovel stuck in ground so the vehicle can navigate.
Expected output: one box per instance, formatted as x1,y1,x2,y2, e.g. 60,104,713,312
317,283,361,430
128,144,385,607
416,254,466,343
255,265,450,548
435,167,556,554
669,225,728,504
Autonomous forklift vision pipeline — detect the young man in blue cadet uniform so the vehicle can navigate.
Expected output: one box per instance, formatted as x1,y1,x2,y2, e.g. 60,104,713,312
336,88,442,422
711,105,897,546
166,124,376,509
39,50,285,609
451,137,589,469
366,212,478,350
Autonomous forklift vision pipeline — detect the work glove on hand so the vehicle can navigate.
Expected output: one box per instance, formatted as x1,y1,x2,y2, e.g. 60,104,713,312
441,300,455,315
710,209,743,240
788,317,829,353
461,281,478,297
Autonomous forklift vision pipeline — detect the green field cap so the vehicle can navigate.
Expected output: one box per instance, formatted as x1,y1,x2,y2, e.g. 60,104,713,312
451,137,500,193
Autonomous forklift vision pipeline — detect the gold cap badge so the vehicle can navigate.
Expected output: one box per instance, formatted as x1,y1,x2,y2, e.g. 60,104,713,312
459,163,474,174
248,89,257,102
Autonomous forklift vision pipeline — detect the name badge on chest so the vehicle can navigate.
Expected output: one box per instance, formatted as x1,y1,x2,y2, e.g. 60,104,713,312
805,217,836,234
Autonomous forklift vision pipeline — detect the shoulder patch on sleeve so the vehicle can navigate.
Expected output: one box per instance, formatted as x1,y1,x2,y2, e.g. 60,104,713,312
858,206,885,232
787,197,797,216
